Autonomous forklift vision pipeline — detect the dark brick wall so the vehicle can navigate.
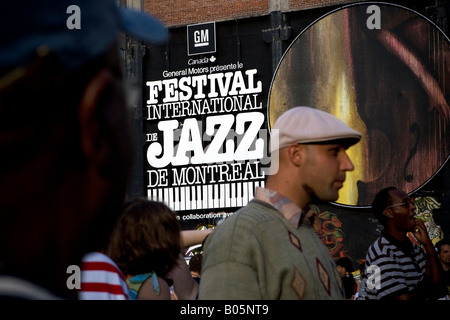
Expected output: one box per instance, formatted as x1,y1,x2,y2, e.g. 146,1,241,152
144,0,364,27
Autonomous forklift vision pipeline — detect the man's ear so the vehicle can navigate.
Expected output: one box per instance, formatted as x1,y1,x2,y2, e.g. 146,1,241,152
287,144,303,167
383,208,395,220
78,69,126,176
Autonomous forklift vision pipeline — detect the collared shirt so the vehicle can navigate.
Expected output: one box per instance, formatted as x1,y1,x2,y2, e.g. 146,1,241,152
254,187,304,227
199,187,344,300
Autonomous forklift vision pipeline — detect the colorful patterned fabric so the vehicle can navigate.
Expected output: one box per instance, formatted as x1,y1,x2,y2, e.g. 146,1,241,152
126,272,160,300
254,187,304,227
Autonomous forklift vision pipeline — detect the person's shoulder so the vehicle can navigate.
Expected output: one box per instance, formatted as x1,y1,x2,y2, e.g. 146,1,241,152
137,274,170,300
82,251,111,263
0,275,61,300
203,201,282,252
209,201,279,237
234,200,281,224
81,251,122,273
366,236,391,259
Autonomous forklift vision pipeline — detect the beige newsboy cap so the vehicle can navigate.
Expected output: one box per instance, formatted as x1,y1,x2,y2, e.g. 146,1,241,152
270,106,362,152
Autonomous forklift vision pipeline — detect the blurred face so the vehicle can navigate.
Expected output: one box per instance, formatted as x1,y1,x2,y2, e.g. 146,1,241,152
386,189,416,232
337,265,347,277
438,244,450,266
300,143,355,202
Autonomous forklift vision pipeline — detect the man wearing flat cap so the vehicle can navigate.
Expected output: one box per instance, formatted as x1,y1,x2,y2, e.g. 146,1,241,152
199,106,361,299
0,0,166,299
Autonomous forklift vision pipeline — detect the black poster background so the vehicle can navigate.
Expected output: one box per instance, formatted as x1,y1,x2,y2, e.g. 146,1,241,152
142,2,450,267
143,15,273,229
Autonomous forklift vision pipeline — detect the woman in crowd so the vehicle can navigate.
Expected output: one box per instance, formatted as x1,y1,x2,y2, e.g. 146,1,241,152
106,198,201,299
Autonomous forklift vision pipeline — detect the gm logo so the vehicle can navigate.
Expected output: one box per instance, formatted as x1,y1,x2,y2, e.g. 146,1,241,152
187,22,216,56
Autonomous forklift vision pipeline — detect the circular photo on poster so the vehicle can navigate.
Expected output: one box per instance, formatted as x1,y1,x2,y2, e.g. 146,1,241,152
268,2,450,208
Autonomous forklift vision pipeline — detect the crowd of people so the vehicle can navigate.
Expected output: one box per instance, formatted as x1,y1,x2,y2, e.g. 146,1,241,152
73,103,450,301
74,190,450,301
78,198,210,300
0,0,449,301
76,188,450,301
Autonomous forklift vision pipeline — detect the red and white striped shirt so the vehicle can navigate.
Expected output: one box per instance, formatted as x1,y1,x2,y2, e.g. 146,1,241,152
79,252,130,300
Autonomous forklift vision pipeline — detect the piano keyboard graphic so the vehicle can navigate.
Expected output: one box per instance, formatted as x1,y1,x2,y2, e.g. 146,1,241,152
148,180,265,211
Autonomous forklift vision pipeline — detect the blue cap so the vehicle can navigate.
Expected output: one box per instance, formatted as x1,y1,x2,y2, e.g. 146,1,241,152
0,0,168,73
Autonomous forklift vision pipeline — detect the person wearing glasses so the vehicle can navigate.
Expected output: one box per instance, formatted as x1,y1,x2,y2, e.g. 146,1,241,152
357,186,445,300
